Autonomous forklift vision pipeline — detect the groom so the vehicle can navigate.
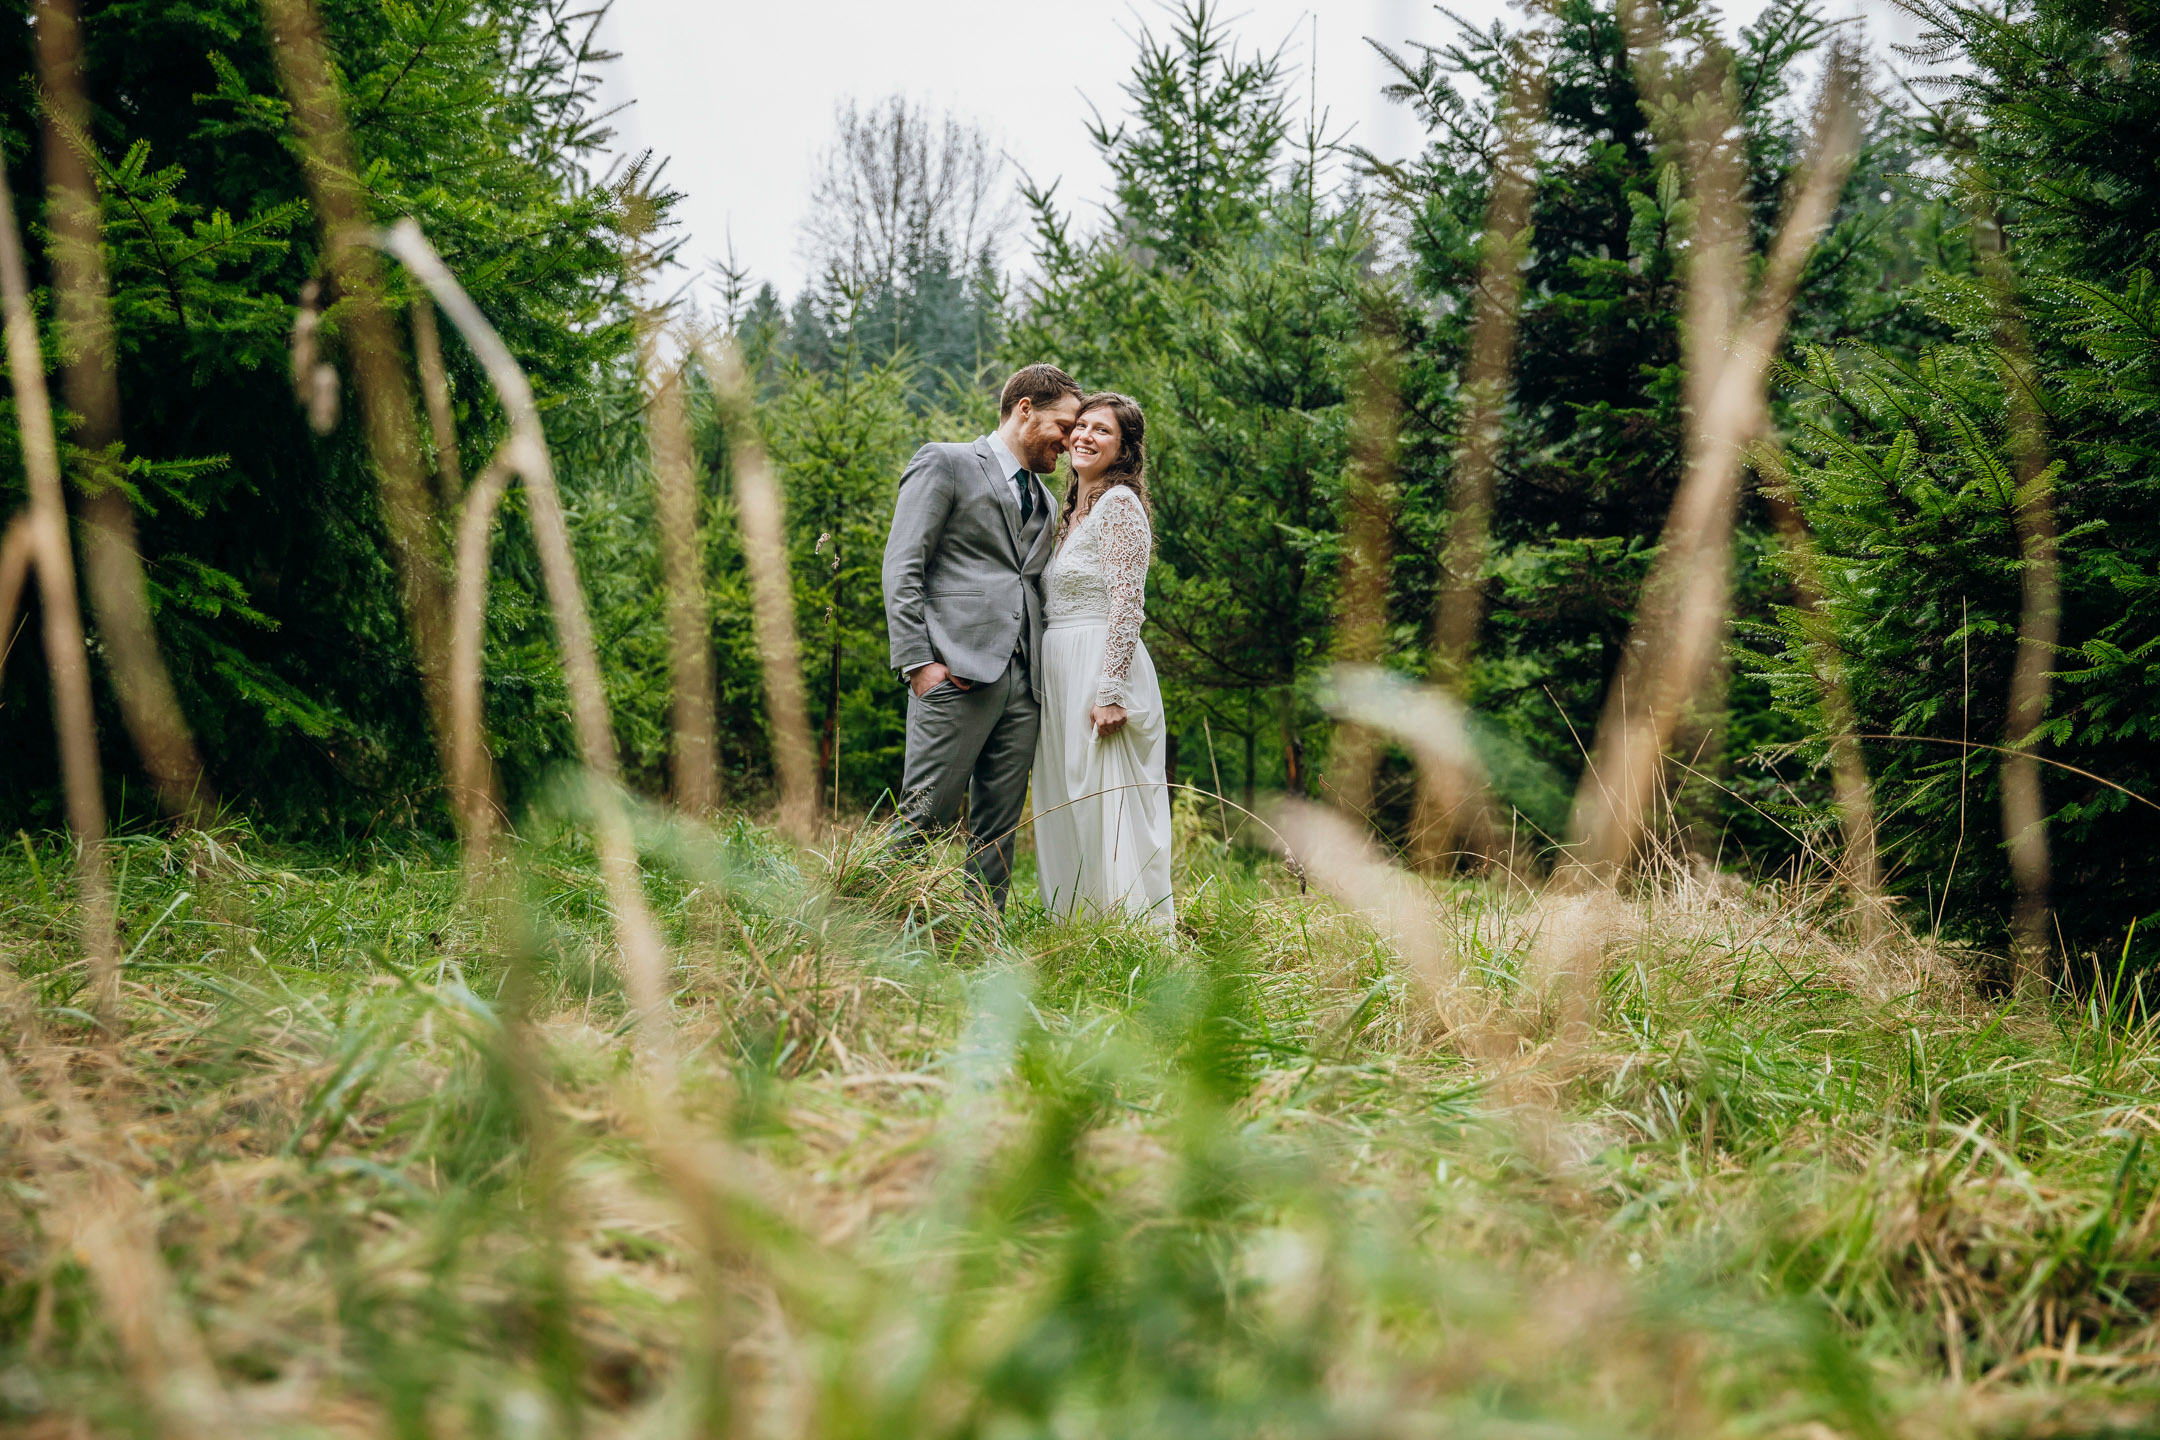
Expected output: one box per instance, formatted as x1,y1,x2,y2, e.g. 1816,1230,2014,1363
882,363,1083,908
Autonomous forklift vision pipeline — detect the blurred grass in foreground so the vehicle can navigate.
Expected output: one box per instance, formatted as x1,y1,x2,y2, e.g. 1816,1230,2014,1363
3,800,2159,1439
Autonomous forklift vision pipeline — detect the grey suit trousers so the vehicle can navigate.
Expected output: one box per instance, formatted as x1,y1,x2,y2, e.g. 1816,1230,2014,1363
897,653,1039,909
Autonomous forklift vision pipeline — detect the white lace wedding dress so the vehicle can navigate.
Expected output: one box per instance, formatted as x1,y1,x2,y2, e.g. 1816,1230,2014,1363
1033,485,1175,926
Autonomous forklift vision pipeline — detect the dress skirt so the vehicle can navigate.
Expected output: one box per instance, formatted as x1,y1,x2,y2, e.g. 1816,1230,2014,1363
1032,617,1176,926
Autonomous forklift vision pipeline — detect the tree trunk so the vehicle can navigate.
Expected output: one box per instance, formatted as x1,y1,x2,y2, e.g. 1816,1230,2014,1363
821,624,842,815
1280,687,1304,796
1242,709,1256,814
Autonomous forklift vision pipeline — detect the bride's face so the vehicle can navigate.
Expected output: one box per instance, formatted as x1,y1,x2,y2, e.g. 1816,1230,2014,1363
1068,408,1121,481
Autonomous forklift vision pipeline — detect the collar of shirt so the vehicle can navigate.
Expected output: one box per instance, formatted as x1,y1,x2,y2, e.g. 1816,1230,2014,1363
984,432,1030,490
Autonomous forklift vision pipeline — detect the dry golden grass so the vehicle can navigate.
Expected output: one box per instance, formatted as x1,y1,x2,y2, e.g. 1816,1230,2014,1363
4,817,2154,1437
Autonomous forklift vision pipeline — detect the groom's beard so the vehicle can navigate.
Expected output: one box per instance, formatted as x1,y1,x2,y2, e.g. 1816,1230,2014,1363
1020,436,1065,475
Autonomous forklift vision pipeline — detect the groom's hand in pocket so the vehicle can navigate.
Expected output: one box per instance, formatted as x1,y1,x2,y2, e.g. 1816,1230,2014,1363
911,662,969,697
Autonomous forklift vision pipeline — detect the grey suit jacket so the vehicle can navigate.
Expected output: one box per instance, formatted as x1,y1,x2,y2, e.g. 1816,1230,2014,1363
883,437,1058,700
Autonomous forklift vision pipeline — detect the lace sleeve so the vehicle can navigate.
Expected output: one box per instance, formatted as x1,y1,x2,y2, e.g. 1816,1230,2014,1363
1094,488,1152,708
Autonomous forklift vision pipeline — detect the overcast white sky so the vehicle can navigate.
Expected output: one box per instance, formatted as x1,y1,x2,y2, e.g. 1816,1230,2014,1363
591,0,1923,306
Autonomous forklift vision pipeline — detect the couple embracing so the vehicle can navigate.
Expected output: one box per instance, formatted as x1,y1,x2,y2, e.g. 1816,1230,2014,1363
881,364,1174,927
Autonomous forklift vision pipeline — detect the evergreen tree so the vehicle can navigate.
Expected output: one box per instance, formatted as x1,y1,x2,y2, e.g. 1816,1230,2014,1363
759,355,920,812
1088,0,1289,272
1761,0,2160,972
0,0,654,831
1142,159,1373,797
1373,0,1930,851
1013,2,1377,799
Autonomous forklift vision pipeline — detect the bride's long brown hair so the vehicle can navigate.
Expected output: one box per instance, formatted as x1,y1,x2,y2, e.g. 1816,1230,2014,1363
1058,392,1152,541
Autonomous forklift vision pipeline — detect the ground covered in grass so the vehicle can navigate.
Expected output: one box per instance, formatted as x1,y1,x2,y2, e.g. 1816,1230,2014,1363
3,807,2159,1438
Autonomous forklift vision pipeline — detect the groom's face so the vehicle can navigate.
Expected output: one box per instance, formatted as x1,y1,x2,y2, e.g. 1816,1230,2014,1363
1014,395,1082,475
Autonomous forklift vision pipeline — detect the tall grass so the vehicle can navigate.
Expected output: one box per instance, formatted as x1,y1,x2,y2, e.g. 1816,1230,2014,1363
4,819,2159,1436
0,143,118,1028
38,0,215,830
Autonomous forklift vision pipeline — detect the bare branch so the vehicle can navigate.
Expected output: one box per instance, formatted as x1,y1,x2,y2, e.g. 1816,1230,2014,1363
801,95,1014,297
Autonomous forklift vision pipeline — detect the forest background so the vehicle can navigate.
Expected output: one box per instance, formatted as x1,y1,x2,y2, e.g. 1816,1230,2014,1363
0,0,2153,978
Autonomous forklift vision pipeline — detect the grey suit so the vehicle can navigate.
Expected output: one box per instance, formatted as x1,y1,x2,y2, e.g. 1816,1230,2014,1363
882,437,1058,907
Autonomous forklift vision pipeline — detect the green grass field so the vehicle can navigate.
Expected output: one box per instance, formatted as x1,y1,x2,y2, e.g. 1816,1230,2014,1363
3,802,2158,1438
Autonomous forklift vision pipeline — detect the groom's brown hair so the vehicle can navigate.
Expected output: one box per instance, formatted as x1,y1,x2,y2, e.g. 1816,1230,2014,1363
998,363,1082,418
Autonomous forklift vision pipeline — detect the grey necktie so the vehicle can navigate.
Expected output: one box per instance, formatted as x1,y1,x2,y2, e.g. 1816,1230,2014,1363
1012,467,1034,525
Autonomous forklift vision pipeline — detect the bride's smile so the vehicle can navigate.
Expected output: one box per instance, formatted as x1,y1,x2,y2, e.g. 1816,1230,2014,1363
1068,411,1119,479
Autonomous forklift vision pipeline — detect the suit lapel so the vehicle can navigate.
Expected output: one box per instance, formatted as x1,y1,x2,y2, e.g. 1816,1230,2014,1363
972,438,1025,564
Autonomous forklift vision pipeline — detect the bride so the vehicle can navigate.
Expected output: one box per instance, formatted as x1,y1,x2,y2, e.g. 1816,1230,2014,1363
1033,392,1175,927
